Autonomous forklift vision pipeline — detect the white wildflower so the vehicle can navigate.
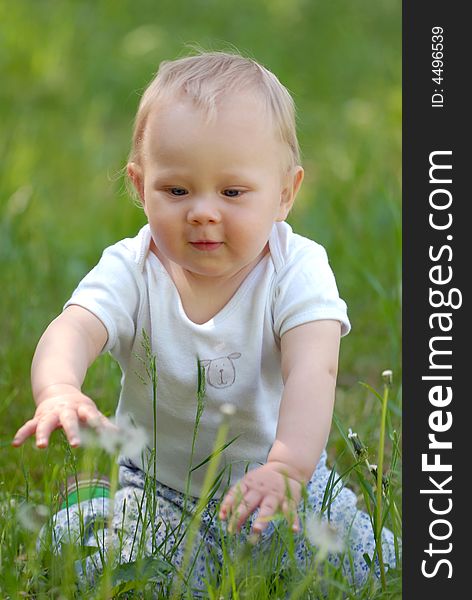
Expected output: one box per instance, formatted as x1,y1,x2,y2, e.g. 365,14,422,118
16,502,49,533
382,369,393,385
117,414,150,457
305,515,344,559
368,463,380,480
220,403,236,417
347,427,366,458
81,413,149,457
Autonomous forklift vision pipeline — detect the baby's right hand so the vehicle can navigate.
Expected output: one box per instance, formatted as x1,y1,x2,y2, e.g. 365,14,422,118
12,384,115,449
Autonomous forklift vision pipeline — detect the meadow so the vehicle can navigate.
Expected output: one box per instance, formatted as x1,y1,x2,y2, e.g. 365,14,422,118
1,0,401,597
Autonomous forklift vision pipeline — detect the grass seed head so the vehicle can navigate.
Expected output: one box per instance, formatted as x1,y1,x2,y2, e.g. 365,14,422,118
348,428,368,460
382,369,393,386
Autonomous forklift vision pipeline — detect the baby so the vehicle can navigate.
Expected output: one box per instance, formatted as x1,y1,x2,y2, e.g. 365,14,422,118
13,51,395,591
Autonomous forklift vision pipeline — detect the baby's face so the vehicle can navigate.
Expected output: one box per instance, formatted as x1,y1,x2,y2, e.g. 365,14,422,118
129,93,303,283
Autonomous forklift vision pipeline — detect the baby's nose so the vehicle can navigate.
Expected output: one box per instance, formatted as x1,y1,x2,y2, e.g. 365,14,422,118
187,197,222,225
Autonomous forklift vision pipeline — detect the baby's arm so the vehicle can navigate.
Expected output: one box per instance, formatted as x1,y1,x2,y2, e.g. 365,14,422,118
12,305,114,448
219,319,341,533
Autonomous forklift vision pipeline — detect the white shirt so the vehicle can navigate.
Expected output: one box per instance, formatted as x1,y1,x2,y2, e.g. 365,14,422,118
65,222,350,497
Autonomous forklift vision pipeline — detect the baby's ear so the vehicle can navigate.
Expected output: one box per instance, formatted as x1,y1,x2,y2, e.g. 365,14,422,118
277,166,304,221
127,162,145,204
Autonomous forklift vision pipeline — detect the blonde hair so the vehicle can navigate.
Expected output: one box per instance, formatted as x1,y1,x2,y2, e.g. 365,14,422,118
129,51,301,170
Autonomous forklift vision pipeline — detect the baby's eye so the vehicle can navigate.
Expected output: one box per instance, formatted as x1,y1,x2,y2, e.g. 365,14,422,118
222,189,242,198
168,187,188,196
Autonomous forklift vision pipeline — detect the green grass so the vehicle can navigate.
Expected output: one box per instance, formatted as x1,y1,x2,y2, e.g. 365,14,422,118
0,368,401,599
1,0,401,597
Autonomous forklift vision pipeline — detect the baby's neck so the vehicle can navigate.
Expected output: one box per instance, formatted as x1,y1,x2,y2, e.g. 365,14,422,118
150,240,269,324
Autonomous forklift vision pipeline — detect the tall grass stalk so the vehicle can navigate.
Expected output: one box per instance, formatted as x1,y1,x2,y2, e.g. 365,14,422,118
374,371,392,591
170,408,232,599
176,358,206,550
141,332,158,489
97,457,120,599
335,372,401,593
141,329,160,555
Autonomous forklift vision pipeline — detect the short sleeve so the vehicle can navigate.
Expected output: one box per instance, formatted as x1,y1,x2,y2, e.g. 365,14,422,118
272,244,350,338
63,243,142,358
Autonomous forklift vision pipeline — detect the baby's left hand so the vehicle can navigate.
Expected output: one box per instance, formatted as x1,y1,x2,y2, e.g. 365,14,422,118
219,462,302,535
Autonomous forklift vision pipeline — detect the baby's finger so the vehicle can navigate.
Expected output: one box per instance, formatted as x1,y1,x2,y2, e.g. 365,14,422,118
76,406,118,433
229,489,261,533
219,482,247,520
59,408,81,447
77,404,105,427
35,414,61,448
252,494,279,534
12,419,39,447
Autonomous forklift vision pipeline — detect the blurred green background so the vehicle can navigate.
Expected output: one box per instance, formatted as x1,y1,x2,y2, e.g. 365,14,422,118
1,0,401,482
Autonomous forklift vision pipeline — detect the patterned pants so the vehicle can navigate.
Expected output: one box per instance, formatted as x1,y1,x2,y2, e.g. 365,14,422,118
39,452,397,594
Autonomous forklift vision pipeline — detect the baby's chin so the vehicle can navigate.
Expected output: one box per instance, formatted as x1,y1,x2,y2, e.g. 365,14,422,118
180,260,252,283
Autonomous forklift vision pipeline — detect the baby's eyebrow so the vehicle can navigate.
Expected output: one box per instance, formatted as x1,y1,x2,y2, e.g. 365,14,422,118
152,171,189,186
151,169,257,184
218,168,253,177
151,169,191,181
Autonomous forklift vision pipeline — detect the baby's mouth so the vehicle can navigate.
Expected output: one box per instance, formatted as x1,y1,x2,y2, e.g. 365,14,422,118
189,241,223,252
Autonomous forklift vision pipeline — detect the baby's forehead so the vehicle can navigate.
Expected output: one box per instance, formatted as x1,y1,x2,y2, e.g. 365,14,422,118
148,88,270,125
144,94,280,158
138,86,294,170
141,93,288,172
